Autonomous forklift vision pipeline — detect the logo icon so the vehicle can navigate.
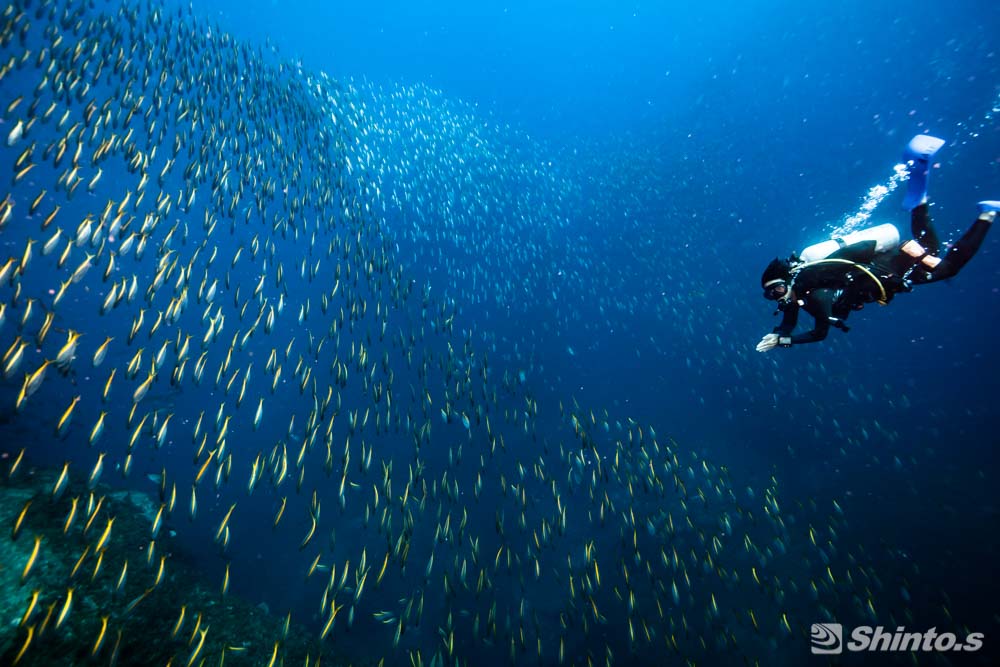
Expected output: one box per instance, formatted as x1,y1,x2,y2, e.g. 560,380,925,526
811,623,843,654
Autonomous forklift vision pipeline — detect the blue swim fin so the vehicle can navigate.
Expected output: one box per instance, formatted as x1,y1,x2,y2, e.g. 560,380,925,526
902,134,945,211
977,200,1000,214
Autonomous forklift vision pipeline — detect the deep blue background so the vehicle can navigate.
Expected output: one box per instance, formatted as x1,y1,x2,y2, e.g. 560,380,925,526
202,0,1000,142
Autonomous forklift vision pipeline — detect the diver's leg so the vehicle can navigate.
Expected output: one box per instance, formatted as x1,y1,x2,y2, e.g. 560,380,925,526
921,204,995,281
899,204,942,277
910,203,941,255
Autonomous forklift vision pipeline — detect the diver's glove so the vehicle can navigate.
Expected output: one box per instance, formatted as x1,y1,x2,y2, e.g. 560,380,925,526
756,333,780,353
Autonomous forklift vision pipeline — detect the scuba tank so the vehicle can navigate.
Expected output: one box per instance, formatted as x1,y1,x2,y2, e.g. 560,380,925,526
798,223,900,263
790,225,907,306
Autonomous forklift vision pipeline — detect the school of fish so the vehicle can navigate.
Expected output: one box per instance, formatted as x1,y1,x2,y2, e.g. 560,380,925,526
0,1,967,666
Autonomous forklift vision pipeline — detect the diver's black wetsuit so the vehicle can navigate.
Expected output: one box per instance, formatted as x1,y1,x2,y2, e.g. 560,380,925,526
899,204,992,283
773,204,991,345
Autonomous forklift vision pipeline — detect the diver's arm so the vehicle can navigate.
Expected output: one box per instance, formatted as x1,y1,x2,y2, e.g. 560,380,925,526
772,302,798,336
783,290,834,345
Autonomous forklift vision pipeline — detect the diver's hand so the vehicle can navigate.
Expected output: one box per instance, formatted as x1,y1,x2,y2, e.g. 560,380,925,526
756,333,780,353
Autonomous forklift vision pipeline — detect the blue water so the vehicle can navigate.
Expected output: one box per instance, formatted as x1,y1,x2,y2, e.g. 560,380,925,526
1,0,999,664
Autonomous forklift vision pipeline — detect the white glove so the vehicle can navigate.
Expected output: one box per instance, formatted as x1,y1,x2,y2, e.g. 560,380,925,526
756,333,780,353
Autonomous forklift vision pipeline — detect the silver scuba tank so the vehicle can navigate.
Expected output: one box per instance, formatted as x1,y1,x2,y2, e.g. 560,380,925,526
799,223,900,263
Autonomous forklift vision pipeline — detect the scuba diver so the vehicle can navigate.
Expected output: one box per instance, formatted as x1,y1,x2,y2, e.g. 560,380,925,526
757,134,997,352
